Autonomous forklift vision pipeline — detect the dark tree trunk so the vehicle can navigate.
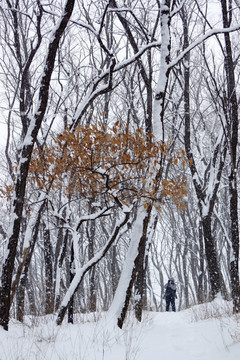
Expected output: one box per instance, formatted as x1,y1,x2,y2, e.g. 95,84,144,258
16,277,36,320
16,283,25,323
229,179,240,313
134,245,146,322
110,245,119,296
134,218,155,321
43,226,54,315
89,267,96,313
87,203,97,313
0,154,32,329
14,202,43,321
220,0,240,314
16,232,38,322
202,216,227,299
54,229,69,311
181,213,190,307
10,200,45,309
26,279,36,315
68,242,75,324
197,222,205,303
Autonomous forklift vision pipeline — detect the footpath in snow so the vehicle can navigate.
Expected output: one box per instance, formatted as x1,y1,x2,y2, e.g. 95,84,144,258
0,299,240,360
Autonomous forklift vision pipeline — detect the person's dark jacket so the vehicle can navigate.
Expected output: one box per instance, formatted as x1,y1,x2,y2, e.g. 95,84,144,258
164,279,177,299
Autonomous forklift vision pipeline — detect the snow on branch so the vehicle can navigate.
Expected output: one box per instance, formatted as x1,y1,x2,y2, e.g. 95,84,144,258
75,207,113,231
113,41,161,72
169,24,240,69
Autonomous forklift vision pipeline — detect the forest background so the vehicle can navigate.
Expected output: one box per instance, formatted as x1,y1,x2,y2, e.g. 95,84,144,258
0,0,239,333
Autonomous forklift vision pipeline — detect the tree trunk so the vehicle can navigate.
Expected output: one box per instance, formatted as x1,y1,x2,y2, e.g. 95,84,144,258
87,203,97,313
108,205,152,329
220,0,240,313
153,0,171,140
16,232,38,322
43,225,54,315
197,222,205,303
10,198,45,309
202,216,226,299
110,245,119,297
68,241,75,324
134,243,147,322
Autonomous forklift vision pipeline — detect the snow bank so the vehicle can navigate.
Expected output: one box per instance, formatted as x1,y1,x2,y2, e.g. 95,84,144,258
0,300,239,360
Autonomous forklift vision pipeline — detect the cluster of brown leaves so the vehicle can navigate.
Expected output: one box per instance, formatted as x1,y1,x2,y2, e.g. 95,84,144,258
0,184,14,202
27,122,187,210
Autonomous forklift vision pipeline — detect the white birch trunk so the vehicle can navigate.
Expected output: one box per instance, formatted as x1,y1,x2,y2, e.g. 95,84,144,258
153,1,171,141
107,205,147,321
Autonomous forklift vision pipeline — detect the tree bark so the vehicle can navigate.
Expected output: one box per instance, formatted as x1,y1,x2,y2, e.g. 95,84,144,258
202,215,226,299
134,243,147,322
220,0,240,313
16,217,41,322
197,222,205,303
113,205,152,328
87,202,97,313
43,225,54,315
68,241,75,324
153,0,171,140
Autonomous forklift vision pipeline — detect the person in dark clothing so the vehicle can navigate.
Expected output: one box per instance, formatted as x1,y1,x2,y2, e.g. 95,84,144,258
164,277,177,312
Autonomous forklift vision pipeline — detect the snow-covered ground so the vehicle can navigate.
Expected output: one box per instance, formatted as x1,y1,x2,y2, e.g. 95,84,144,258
0,298,239,360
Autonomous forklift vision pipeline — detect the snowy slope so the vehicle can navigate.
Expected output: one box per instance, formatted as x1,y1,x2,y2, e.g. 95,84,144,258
0,299,239,360
139,311,239,360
